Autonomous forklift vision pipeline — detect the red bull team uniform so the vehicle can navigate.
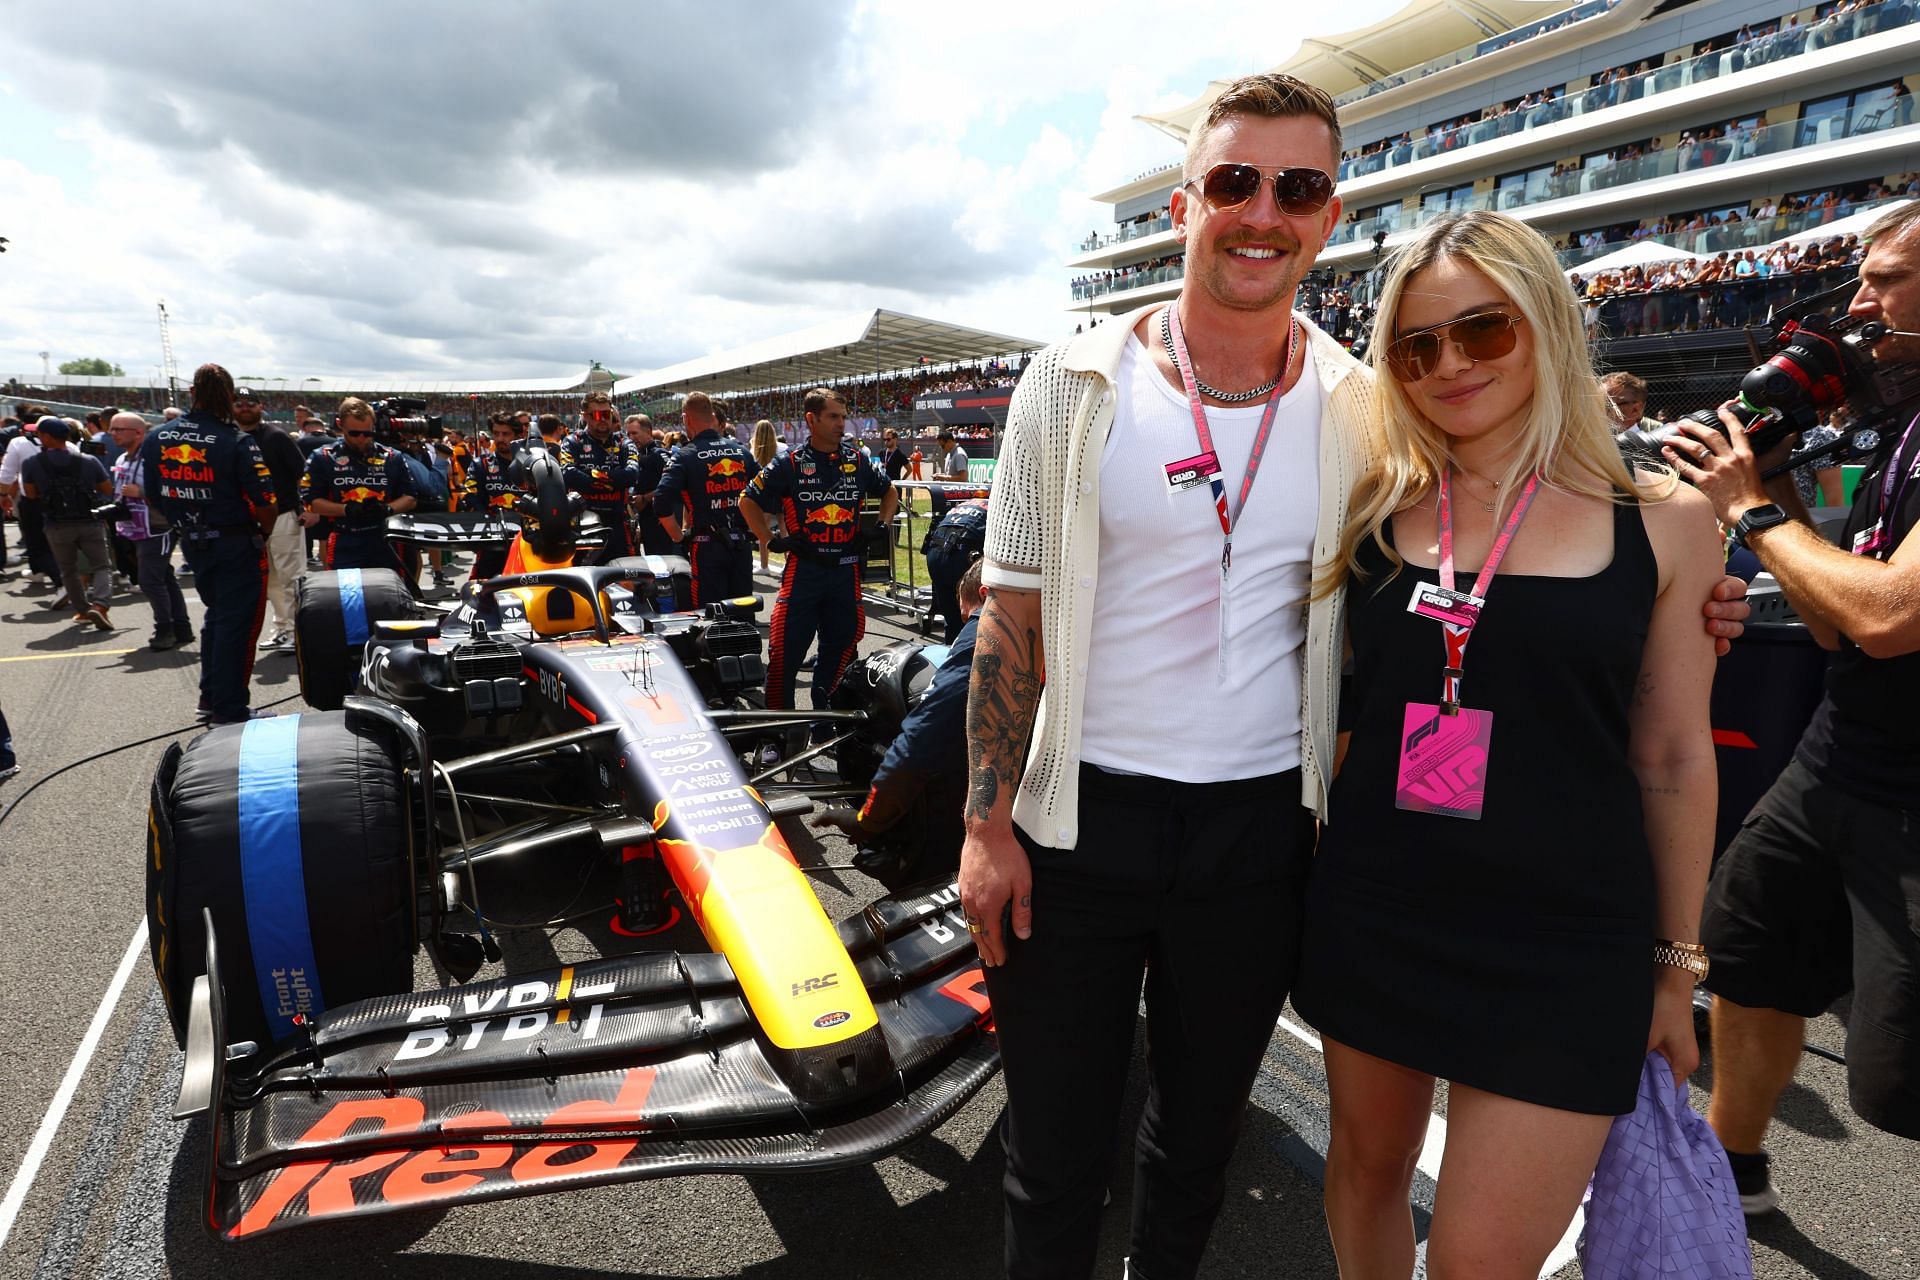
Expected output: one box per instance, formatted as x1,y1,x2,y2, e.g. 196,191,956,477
744,441,892,710
651,428,759,605
140,408,278,723
558,428,640,562
300,440,414,575
461,441,523,580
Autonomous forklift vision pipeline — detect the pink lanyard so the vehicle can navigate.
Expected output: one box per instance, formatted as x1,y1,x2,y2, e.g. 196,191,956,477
1164,305,1294,573
1436,467,1542,709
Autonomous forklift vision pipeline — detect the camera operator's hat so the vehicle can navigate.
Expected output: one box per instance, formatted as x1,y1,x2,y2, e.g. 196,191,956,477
34,416,70,440
234,385,261,401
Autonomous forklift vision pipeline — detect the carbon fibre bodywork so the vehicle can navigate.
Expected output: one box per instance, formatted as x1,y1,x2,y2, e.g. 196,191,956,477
169,556,997,1240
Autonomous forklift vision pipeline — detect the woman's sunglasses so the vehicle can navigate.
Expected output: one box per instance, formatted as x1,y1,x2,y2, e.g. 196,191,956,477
1183,163,1334,216
1384,309,1526,383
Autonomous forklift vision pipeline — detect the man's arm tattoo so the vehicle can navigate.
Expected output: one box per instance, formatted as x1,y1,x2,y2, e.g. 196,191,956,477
965,606,1044,823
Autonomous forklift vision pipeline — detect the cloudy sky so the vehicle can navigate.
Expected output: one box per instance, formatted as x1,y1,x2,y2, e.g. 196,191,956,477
0,0,1402,385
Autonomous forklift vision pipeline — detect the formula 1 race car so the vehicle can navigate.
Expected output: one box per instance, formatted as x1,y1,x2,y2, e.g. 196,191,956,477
145,453,990,1241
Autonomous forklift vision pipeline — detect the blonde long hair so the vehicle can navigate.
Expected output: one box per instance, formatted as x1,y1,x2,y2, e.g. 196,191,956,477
750,419,778,467
1315,210,1671,600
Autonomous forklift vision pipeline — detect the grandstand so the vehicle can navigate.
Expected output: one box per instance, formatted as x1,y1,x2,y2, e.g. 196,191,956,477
6,308,1038,435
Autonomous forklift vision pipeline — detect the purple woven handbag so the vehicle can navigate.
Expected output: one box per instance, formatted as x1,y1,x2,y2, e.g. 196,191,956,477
1579,1052,1752,1279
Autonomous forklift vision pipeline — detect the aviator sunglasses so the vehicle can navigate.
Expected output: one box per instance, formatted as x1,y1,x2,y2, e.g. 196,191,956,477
1183,163,1334,216
1384,309,1526,383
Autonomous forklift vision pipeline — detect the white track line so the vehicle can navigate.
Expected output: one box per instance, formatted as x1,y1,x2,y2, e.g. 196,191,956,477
1274,1013,1583,1277
0,921,147,1254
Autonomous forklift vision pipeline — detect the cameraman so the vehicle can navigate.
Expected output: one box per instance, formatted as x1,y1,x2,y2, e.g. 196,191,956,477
1665,202,1920,1210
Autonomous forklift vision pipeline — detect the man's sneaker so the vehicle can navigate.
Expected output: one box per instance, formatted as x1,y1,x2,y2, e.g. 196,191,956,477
431,569,455,588
1725,1147,1780,1216
44,595,73,612
0,764,20,783
149,628,181,652
258,629,293,650
85,604,112,632
174,622,196,645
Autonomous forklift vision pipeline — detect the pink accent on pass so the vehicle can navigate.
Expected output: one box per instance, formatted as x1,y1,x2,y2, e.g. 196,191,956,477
1395,702,1494,820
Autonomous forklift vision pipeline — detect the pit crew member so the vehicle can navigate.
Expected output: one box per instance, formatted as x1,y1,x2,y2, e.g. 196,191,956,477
921,494,988,644
559,390,640,562
739,386,897,710
1667,200,1920,1209
300,396,416,575
234,386,307,650
815,560,984,887
652,391,759,605
627,413,674,555
141,363,277,726
463,411,524,581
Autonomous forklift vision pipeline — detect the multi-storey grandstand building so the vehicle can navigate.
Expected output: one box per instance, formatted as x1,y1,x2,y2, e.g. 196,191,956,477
1068,0,1917,404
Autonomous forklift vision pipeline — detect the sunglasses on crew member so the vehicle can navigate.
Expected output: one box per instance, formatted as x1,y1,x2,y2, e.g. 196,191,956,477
1383,309,1526,383
343,428,374,438
1182,163,1335,216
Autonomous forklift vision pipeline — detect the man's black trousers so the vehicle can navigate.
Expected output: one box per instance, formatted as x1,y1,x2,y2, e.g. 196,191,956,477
181,533,267,721
686,532,753,607
984,763,1314,1280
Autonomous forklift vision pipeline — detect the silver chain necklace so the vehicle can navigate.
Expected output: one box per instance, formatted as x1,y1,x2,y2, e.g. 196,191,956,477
1160,306,1288,404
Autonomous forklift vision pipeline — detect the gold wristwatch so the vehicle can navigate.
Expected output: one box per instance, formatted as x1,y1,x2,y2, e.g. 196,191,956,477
1654,938,1710,984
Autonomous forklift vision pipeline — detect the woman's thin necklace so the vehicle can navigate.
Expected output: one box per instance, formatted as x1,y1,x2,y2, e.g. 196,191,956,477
1454,466,1503,514
1161,307,1291,403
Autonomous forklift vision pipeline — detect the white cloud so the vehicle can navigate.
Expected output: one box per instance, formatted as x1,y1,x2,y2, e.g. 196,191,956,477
0,0,1402,385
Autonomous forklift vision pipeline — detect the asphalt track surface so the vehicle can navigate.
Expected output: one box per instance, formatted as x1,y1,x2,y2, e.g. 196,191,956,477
0,551,1915,1279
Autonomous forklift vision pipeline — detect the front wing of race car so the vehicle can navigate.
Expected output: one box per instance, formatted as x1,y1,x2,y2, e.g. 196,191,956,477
185,882,995,1240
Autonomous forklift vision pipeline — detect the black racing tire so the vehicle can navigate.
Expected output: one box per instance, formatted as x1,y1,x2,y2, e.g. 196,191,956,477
294,569,415,711
147,710,414,1050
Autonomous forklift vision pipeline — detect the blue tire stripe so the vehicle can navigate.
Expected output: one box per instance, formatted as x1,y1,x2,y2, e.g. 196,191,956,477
237,716,325,1040
337,569,369,646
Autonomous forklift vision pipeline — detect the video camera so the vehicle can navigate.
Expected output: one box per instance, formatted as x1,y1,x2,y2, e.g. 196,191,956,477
371,397,445,442
1622,281,1920,477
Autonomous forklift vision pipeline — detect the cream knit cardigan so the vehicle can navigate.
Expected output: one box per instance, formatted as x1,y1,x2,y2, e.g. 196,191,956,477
982,302,1377,848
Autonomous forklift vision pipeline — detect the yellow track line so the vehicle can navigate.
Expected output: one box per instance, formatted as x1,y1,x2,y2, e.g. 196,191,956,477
0,648,138,663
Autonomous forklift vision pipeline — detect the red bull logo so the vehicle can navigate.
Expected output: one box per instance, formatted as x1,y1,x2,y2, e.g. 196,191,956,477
708,458,746,478
804,504,855,527
160,444,208,464
340,486,380,503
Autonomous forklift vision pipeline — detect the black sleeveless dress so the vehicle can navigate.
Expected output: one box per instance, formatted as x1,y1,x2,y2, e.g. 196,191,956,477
1291,499,1659,1116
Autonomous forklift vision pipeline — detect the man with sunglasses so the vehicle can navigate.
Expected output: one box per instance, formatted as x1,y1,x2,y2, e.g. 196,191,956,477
559,390,641,563
960,74,1366,1280
1673,200,1920,1207
299,398,416,576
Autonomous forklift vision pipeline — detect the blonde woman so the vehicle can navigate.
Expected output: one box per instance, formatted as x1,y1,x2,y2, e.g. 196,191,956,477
749,419,781,572
1291,210,1724,1279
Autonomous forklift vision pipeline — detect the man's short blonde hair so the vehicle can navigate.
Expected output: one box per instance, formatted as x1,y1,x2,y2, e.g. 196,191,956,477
338,397,373,422
1184,73,1342,178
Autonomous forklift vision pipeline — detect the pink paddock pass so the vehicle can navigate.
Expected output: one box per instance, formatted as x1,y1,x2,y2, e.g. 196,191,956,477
1395,702,1494,821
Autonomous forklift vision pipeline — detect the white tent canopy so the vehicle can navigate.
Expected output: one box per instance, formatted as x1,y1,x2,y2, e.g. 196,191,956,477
1565,240,1701,278
612,309,1040,400
1762,198,1913,251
